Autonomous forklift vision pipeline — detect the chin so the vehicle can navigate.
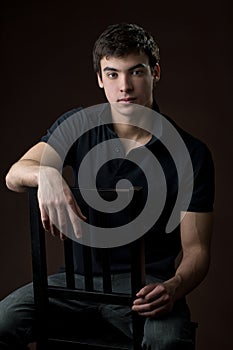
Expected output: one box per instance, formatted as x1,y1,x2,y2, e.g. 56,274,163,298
112,102,137,116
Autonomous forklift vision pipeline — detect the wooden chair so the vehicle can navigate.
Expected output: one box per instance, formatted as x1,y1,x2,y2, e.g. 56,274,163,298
28,186,145,349
28,186,198,349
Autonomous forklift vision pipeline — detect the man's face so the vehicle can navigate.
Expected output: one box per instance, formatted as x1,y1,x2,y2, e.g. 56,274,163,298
97,53,160,109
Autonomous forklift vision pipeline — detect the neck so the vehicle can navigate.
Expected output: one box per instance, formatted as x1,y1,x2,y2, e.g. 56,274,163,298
109,109,152,154
113,122,150,142
110,103,153,141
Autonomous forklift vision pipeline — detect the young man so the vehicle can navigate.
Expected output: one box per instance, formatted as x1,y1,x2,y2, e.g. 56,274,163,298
2,23,214,349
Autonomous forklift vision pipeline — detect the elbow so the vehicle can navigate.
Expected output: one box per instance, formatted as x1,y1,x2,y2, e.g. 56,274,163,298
5,169,16,192
5,167,25,193
5,169,13,190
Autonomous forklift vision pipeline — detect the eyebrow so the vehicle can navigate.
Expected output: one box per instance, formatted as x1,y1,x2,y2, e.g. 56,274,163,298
103,63,148,72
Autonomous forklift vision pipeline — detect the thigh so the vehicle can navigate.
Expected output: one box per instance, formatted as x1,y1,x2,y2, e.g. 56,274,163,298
0,273,101,348
100,274,195,349
40,273,103,334
99,273,167,339
143,299,195,350
0,281,36,349
99,273,133,338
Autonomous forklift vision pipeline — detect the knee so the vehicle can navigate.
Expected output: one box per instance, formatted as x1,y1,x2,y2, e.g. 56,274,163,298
142,318,194,350
0,283,34,345
0,302,22,348
142,318,171,349
0,298,20,336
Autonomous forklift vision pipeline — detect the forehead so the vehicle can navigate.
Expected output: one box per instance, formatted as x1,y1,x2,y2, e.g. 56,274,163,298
100,53,150,70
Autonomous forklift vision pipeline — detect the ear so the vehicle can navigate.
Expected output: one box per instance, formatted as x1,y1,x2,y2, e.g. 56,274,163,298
153,63,161,82
97,73,104,88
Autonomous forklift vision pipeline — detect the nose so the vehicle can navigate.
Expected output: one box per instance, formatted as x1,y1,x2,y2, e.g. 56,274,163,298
120,74,133,93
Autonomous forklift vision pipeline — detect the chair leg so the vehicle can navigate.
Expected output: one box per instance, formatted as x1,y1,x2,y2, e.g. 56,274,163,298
191,321,198,349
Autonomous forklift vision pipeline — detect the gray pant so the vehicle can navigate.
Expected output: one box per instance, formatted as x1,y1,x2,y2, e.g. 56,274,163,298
0,273,195,349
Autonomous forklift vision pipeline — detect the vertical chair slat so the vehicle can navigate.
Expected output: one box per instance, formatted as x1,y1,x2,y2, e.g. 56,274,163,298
64,239,75,289
101,248,112,293
29,188,49,348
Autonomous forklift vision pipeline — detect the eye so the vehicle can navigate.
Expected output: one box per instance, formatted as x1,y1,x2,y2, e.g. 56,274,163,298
106,72,118,79
132,70,144,76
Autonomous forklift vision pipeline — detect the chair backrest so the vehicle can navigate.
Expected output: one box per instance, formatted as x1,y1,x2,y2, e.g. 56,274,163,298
28,186,145,350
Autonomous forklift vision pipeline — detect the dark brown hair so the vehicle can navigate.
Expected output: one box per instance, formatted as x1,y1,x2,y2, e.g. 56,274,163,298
93,23,160,75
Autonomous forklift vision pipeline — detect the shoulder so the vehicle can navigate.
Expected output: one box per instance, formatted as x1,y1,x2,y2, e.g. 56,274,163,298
162,113,214,164
49,103,109,128
41,104,111,146
53,107,83,124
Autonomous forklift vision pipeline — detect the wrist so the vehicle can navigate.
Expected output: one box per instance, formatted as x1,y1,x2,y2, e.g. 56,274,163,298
38,165,60,181
163,274,183,300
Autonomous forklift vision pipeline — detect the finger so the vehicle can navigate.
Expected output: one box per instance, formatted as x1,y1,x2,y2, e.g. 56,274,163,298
133,293,170,315
51,203,72,240
67,206,83,239
40,205,51,232
56,204,68,239
143,284,165,301
51,224,61,237
66,193,87,221
48,208,61,237
38,198,59,236
134,289,167,308
136,304,169,318
74,203,87,221
136,283,157,298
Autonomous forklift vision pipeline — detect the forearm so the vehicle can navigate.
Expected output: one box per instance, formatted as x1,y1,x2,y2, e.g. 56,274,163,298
164,248,210,301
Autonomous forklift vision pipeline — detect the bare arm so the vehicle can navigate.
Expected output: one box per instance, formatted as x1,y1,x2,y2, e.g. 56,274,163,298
5,142,62,192
132,211,213,317
166,211,213,300
5,142,86,239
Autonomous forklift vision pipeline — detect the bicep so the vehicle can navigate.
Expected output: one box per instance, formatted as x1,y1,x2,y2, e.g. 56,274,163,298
180,211,214,254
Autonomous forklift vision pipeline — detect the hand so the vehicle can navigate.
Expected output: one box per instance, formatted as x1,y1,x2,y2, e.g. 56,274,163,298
132,282,175,318
38,166,86,240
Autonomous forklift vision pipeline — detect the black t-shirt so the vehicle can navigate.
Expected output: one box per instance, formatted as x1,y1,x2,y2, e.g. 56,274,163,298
41,103,215,279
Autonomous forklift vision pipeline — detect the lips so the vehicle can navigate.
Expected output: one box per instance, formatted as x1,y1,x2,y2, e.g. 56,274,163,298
117,97,136,103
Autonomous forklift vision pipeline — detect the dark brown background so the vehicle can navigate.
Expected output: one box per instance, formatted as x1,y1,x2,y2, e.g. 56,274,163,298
1,1,232,349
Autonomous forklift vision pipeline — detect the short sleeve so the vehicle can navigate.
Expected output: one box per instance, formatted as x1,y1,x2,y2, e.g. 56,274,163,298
40,107,83,166
186,143,215,212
